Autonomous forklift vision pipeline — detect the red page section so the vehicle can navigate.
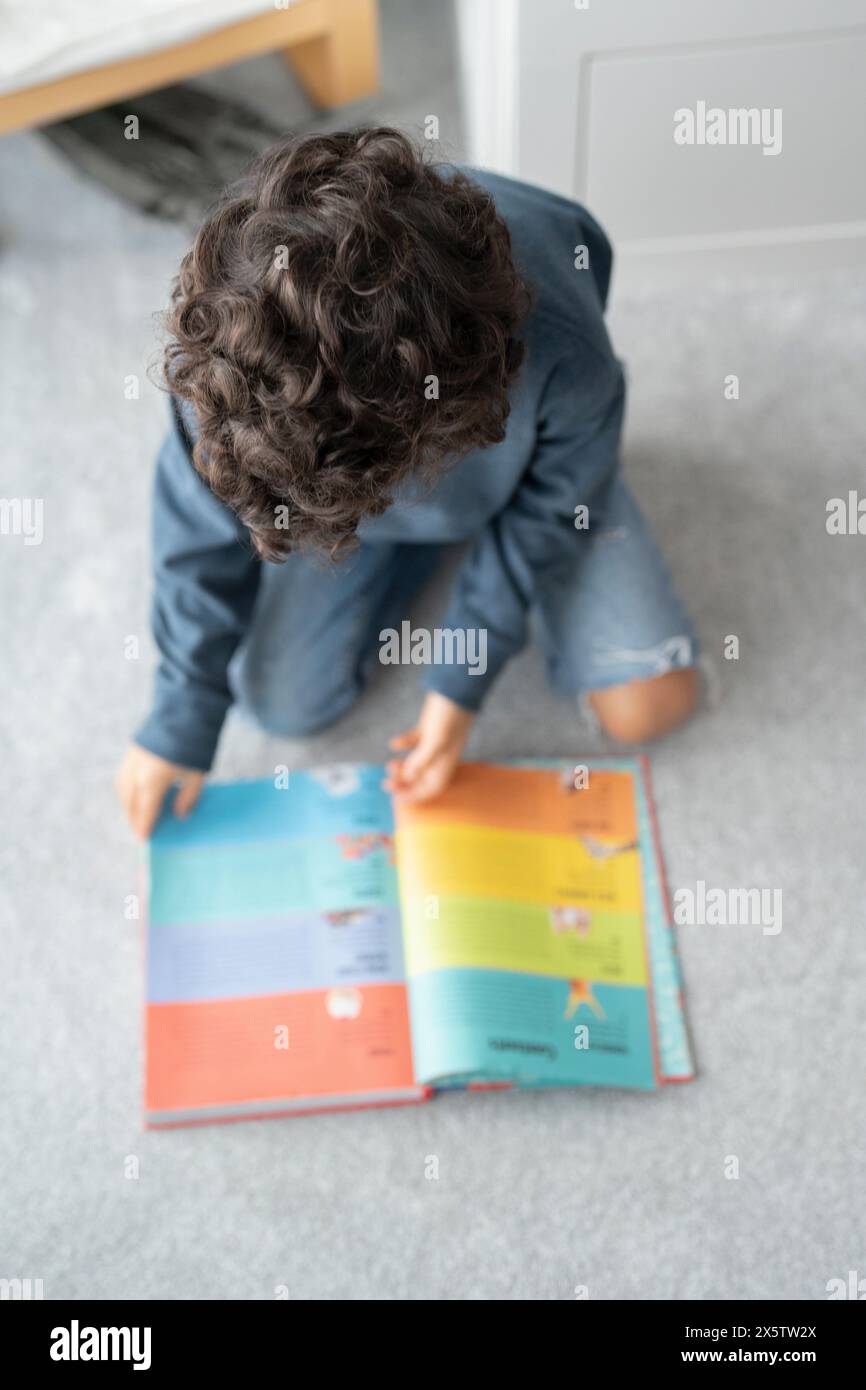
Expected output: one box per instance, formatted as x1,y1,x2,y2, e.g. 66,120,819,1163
146,982,415,1118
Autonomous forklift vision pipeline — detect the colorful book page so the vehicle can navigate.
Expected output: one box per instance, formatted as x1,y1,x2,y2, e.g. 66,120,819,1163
144,757,692,1124
150,763,393,847
399,896,647,985
395,762,638,842
149,835,399,924
146,984,417,1125
148,906,405,1003
408,971,656,1090
396,824,642,914
145,767,421,1124
512,757,694,1083
394,763,658,1090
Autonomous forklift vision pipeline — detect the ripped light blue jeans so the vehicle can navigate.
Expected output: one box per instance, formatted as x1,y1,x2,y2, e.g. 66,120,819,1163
233,470,698,738
533,470,698,698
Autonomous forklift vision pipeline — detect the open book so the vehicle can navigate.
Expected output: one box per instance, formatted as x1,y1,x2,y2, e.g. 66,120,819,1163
145,758,694,1126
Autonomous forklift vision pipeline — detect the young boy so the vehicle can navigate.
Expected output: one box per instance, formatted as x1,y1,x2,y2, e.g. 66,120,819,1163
117,127,698,838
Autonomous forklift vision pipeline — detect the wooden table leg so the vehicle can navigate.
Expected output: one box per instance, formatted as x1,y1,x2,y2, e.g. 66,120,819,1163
285,0,380,109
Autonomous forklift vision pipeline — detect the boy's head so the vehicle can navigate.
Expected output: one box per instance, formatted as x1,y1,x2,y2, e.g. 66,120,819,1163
165,127,530,559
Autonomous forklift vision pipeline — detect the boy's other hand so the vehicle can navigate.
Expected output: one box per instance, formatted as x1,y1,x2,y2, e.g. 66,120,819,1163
384,692,474,803
116,745,205,840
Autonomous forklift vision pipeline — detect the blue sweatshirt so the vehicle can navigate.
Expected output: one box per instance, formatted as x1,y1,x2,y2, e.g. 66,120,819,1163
135,169,626,771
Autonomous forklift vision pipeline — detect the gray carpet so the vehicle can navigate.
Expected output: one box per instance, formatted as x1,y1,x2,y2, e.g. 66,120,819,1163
1,4,865,1302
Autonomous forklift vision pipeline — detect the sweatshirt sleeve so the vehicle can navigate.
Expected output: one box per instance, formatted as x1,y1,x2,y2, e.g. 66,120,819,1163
134,401,261,771
424,347,626,712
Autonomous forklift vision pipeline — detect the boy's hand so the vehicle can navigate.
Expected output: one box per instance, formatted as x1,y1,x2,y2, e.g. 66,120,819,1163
385,692,474,803
116,745,205,840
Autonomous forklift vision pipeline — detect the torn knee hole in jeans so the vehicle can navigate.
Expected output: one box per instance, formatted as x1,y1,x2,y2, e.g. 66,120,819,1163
596,635,694,676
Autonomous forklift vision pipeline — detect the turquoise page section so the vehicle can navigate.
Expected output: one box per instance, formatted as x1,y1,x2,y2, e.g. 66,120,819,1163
148,765,398,925
149,836,399,924
409,969,656,1089
150,764,392,847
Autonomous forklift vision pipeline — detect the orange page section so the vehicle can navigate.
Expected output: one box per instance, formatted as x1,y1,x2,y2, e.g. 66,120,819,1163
146,983,415,1113
395,762,637,845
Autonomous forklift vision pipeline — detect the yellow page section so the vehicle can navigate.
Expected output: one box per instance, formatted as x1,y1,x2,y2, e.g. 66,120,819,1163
397,823,642,908
396,822,645,979
401,894,648,985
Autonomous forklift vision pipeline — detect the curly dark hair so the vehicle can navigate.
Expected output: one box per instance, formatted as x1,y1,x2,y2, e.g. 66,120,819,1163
163,126,531,559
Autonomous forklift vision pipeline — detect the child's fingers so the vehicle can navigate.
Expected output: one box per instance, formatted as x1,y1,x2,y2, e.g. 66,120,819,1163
384,752,431,797
401,740,435,782
393,748,459,804
130,784,168,841
390,750,426,790
382,758,407,793
383,733,426,793
392,767,440,803
399,760,426,788
388,729,420,751
391,752,445,802
174,775,204,820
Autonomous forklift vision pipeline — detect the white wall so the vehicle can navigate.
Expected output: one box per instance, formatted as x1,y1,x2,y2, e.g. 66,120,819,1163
456,0,866,276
